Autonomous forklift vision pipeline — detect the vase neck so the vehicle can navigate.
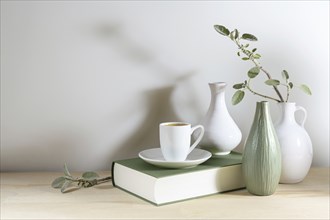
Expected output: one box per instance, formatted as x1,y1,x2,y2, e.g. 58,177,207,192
209,82,227,110
209,82,226,94
277,102,297,124
255,101,272,122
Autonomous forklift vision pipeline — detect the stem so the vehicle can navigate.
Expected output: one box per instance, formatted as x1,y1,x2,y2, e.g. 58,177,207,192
258,66,284,102
65,176,112,187
280,83,290,102
246,80,281,102
284,82,290,102
96,176,112,184
234,39,284,102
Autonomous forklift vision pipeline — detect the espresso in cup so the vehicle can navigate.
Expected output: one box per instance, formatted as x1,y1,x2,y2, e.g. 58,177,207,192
159,122,204,162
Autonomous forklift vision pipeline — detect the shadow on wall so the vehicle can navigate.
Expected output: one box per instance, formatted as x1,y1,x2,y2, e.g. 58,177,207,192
92,22,152,63
1,21,245,171
90,22,201,165
110,85,181,162
89,21,188,81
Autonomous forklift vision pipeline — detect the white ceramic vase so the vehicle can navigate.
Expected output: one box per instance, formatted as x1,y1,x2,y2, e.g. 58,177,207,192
275,102,313,183
196,82,242,155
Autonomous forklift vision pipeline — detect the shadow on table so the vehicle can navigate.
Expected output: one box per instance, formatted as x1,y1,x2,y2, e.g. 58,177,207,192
94,184,114,190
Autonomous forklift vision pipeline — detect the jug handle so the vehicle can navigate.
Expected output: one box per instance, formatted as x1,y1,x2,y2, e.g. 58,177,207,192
295,106,307,128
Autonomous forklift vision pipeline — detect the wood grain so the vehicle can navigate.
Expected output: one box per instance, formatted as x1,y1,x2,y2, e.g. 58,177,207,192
1,168,329,219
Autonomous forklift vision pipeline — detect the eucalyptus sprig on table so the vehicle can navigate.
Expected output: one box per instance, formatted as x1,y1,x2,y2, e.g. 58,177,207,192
51,163,112,193
214,24,312,105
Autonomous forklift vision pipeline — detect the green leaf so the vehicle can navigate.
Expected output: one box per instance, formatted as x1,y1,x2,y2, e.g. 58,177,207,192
282,70,289,80
230,29,239,40
214,25,230,36
248,67,260,78
253,54,261,59
230,30,236,40
82,172,99,180
299,84,312,95
237,51,240,56
64,163,72,177
288,82,293,89
245,44,249,48
242,33,258,41
265,79,280,86
242,57,249,61
233,83,244,89
61,180,72,193
232,90,245,105
51,177,66,189
252,48,257,53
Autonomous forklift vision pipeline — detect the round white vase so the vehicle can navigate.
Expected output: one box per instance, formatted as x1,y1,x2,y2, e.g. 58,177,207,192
275,102,313,183
196,82,242,155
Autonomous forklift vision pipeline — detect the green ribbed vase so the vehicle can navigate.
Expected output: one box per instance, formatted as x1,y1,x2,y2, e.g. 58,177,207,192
243,101,281,196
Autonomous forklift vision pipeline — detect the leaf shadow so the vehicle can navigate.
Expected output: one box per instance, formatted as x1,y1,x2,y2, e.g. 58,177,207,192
62,186,81,193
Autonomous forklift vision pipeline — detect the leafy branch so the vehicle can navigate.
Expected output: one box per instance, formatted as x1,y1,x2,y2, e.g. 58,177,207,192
214,24,312,105
51,163,112,193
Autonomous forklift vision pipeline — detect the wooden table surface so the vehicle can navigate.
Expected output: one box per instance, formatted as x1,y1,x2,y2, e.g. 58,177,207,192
1,168,329,219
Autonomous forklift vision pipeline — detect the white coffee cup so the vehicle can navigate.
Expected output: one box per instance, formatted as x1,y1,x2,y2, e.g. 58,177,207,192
159,122,204,162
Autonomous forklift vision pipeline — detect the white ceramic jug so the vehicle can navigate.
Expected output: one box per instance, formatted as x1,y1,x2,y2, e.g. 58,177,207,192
275,102,313,183
196,82,242,155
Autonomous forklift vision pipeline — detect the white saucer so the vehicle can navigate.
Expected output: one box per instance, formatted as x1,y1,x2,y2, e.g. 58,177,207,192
138,148,212,169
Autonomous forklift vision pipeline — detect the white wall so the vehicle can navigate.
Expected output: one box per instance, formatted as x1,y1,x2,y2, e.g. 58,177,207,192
1,1,329,171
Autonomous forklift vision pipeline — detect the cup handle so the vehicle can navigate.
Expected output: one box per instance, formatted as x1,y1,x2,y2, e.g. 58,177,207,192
295,105,307,128
189,125,204,154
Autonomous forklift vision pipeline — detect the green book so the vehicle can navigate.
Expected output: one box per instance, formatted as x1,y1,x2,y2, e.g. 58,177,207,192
112,152,245,206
